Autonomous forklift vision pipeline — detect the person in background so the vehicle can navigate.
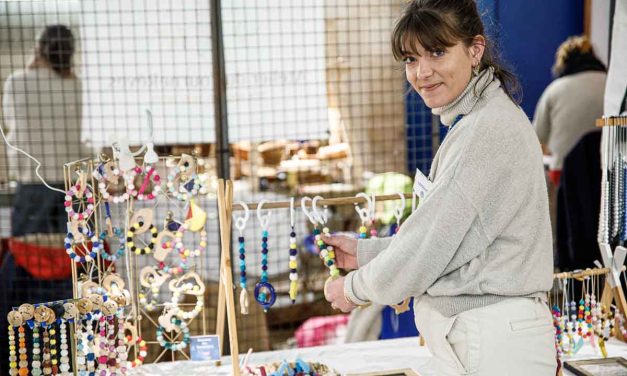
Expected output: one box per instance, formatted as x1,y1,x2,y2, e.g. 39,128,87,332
533,35,606,186
1,25,90,373
323,1,556,375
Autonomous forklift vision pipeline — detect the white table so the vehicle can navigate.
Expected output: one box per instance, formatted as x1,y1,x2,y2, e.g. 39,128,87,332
130,337,627,375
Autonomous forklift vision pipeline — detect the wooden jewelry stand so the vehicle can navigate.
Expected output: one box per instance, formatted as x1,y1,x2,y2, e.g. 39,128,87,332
65,155,216,367
594,116,627,342
214,179,417,375
554,266,627,342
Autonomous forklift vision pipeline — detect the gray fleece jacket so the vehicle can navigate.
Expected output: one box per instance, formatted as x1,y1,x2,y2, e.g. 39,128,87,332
344,69,553,317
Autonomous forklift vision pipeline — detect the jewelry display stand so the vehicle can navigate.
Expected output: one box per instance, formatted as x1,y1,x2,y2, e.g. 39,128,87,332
214,179,417,375
64,154,216,368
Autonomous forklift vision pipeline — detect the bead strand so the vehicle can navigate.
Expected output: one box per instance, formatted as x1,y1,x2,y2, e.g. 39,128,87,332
59,322,71,375
42,328,52,376
49,326,59,375
32,326,42,376
288,226,298,303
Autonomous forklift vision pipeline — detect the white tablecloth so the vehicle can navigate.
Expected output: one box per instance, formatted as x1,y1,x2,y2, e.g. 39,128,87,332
129,337,627,375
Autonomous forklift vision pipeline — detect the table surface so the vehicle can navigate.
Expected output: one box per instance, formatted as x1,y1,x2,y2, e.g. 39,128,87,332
129,336,627,375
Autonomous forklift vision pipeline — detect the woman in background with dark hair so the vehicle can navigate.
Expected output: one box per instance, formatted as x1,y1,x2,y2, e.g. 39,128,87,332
534,35,606,186
323,1,556,375
1,24,91,373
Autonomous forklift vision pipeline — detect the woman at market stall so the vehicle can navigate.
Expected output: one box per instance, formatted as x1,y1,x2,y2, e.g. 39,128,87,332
323,1,556,375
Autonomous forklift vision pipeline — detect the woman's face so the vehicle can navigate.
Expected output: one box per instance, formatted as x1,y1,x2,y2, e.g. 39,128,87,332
403,38,481,108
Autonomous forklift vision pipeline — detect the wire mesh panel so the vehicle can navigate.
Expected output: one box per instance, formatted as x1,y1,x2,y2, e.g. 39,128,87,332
0,0,435,373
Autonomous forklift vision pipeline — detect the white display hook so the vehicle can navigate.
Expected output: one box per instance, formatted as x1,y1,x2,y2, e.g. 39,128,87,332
143,109,159,164
234,201,250,234
354,192,373,224
301,197,318,226
289,197,295,228
393,192,406,225
311,195,328,225
257,200,271,230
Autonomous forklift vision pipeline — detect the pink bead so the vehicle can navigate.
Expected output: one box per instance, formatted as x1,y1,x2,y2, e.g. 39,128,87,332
154,175,160,181
64,201,71,207
78,214,84,220
98,356,108,364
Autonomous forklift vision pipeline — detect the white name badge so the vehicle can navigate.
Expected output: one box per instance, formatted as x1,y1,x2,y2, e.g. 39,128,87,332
413,168,433,199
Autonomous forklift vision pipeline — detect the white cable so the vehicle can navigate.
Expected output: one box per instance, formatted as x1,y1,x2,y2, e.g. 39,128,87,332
0,118,66,194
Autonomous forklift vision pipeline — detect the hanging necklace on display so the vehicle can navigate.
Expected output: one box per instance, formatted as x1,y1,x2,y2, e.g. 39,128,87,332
234,201,250,315
311,196,340,298
139,266,170,312
7,310,24,376
123,322,147,368
97,315,108,373
288,198,299,304
155,214,189,277
167,272,205,320
65,221,103,263
107,316,118,374
254,200,276,312
173,221,207,264
369,194,378,238
32,326,42,376
59,321,71,375
42,327,52,376
125,163,162,201
156,309,190,351
95,159,129,204
127,208,159,255
64,172,95,221
166,154,207,201
49,325,59,375
100,227,126,263
76,297,96,375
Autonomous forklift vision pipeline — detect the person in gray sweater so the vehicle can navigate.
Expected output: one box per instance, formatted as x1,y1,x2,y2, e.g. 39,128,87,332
323,1,556,375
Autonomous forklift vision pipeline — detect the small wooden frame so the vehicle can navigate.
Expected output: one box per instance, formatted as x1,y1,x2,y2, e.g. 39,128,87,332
564,357,627,376
345,368,421,376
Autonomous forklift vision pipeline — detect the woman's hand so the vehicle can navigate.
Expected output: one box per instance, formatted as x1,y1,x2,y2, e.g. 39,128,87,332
321,234,358,270
324,276,357,313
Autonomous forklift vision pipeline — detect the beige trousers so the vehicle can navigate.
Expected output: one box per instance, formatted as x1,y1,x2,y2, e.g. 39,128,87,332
414,297,557,376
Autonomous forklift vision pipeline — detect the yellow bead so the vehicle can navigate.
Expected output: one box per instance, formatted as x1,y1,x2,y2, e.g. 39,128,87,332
289,260,297,269
138,294,145,299
184,250,190,257
200,241,207,247
127,231,134,237
140,340,146,346
327,251,335,259
290,243,297,248
359,226,367,232
10,362,16,368
9,345,15,351
331,268,340,276
127,241,134,247
317,240,324,246
52,359,58,365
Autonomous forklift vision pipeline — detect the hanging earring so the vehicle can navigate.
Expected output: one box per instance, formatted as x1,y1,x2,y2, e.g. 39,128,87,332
234,201,250,315
288,198,299,304
254,200,276,312
472,64,479,77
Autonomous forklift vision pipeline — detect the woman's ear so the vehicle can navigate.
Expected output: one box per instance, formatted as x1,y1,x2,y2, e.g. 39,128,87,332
469,35,486,66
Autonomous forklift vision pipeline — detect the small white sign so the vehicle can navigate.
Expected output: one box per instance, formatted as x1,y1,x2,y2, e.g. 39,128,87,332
413,168,433,199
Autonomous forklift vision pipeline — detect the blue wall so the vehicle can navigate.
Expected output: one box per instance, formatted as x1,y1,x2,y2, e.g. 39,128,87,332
478,0,584,118
406,0,585,174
